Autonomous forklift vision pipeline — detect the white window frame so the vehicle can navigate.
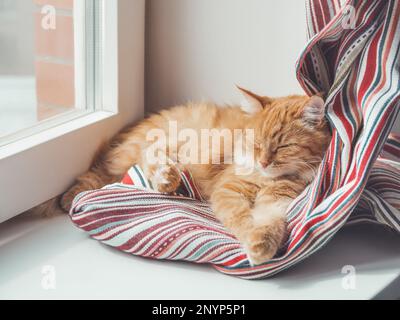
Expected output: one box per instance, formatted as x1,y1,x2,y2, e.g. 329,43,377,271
0,0,145,223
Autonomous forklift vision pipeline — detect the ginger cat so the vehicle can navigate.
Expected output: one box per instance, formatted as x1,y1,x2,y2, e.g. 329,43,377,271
61,87,331,265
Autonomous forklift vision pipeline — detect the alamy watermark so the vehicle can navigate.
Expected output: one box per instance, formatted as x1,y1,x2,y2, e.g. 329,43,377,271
41,5,56,30
41,265,56,290
341,265,356,290
145,121,256,175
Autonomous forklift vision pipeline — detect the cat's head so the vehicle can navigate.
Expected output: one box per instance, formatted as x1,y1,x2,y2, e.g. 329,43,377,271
236,87,331,179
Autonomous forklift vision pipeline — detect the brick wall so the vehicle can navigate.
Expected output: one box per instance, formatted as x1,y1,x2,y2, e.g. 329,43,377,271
34,0,75,121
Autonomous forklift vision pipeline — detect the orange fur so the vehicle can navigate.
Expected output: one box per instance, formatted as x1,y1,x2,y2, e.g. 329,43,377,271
60,89,331,264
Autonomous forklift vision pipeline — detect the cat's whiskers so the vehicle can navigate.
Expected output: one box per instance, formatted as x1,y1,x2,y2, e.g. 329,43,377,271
269,160,319,183
292,161,319,183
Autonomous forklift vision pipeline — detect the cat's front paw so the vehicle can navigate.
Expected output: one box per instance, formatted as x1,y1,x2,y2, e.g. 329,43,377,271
243,221,287,266
151,165,181,194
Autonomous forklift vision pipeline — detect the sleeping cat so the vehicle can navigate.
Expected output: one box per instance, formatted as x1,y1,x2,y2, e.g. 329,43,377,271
60,87,331,265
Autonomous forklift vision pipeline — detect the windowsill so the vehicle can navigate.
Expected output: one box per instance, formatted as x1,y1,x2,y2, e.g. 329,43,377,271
0,213,399,299
0,110,115,160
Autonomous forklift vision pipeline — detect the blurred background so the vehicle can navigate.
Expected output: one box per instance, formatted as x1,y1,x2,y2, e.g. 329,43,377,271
0,0,36,136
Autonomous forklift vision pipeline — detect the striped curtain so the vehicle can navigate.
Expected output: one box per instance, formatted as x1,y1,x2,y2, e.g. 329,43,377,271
70,0,400,279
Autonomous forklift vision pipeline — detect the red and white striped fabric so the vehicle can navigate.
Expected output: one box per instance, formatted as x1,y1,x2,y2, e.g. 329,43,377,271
70,0,400,279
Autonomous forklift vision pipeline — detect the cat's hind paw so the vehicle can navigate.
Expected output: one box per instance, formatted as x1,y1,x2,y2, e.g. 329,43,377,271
60,184,86,213
243,222,287,266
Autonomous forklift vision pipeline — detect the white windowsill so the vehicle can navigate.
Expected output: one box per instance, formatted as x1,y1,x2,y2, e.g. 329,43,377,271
0,110,115,160
0,213,399,299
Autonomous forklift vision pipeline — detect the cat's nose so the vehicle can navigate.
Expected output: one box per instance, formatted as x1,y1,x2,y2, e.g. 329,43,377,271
259,160,270,168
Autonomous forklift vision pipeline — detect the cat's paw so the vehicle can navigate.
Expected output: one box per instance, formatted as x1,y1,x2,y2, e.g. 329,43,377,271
243,221,287,266
151,165,181,194
60,184,85,213
59,181,97,212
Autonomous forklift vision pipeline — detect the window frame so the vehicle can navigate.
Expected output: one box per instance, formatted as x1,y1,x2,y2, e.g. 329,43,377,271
0,0,145,222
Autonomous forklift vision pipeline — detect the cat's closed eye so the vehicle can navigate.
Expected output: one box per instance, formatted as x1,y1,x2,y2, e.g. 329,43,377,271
277,143,297,150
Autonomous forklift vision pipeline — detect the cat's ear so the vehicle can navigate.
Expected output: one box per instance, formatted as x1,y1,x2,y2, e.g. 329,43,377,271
237,86,271,114
302,95,326,127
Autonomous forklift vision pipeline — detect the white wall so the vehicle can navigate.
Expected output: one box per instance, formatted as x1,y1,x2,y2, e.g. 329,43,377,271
146,0,307,112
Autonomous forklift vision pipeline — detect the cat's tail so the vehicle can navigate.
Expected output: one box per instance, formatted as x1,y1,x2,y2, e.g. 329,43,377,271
28,196,65,218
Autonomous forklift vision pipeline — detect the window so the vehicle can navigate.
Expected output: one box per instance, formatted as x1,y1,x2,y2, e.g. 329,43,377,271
0,0,145,222
0,0,99,145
